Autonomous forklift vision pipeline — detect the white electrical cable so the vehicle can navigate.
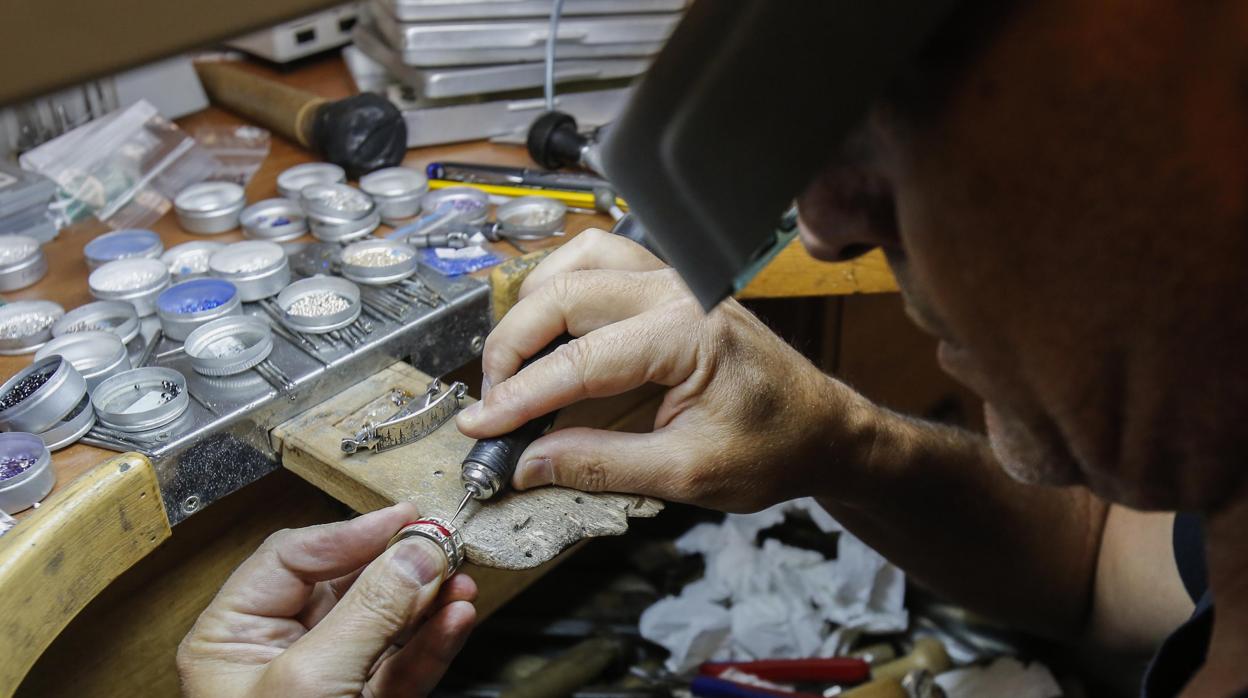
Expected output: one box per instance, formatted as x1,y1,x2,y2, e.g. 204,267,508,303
544,0,566,112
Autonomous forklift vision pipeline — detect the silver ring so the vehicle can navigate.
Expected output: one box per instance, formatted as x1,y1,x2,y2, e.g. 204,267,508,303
387,515,465,574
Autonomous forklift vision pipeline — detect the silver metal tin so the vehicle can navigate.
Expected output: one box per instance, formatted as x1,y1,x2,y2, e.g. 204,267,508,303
421,187,489,225
52,300,141,344
276,276,362,333
300,183,376,221
34,331,131,391
0,234,47,291
0,432,55,513
308,209,382,243
162,241,225,282
339,238,419,285
88,258,171,317
92,367,190,432
0,355,88,433
36,394,96,451
174,182,246,234
0,300,64,355
360,167,427,224
183,316,274,376
277,162,347,201
240,198,309,242
83,229,163,270
208,241,291,302
156,278,243,342
496,196,567,239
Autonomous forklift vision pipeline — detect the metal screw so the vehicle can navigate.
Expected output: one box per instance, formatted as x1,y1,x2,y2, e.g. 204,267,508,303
470,335,485,354
181,494,201,515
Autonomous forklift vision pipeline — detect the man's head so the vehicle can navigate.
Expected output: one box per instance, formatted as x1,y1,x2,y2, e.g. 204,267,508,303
799,0,1248,513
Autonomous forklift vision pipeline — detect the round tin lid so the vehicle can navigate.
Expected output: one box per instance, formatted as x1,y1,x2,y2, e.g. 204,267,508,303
84,229,163,265
240,198,309,242
92,366,190,432
34,330,127,376
0,234,43,272
496,196,567,239
360,167,428,200
36,393,95,451
277,162,346,199
183,315,274,376
0,300,65,355
209,241,287,278
174,182,245,217
162,241,225,279
52,300,141,344
300,183,376,221
308,209,381,243
421,187,490,225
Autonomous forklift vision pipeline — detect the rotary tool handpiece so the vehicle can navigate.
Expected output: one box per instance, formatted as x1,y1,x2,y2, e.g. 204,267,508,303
455,334,574,520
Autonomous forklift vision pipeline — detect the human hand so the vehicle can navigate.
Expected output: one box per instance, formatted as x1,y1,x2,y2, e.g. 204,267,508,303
456,229,876,512
177,502,477,698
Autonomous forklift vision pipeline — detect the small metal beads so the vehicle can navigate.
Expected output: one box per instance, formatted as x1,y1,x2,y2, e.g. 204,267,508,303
94,268,165,292
159,379,181,403
306,187,371,214
0,370,52,410
0,455,37,481
168,250,214,277
0,238,38,265
287,292,350,318
223,256,280,274
0,312,56,339
343,247,414,268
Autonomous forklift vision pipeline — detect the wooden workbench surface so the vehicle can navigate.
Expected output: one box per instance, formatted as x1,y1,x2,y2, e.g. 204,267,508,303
0,54,894,517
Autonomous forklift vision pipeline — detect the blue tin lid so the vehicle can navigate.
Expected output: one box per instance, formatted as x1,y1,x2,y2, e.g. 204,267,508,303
157,278,237,316
84,229,163,264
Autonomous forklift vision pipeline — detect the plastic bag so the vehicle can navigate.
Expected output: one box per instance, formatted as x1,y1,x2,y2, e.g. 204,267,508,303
19,100,219,230
193,125,271,187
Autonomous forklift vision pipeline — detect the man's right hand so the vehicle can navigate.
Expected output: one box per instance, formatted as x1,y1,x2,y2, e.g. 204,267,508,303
456,229,877,513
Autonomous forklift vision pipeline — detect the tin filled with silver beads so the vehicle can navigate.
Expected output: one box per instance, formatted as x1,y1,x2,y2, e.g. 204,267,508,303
174,182,246,234
0,432,55,513
83,229,163,271
0,234,47,291
156,278,242,341
0,355,88,433
35,394,95,451
421,187,489,226
360,167,427,225
0,300,64,355
52,300,141,345
387,516,465,574
496,196,567,239
34,331,131,391
300,184,380,243
276,276,361,333
240,198,308,242
277,162,346,201
88,258,171,317
92,367,190,432
339,239,418,285
208,241,291,302
162,241,225,282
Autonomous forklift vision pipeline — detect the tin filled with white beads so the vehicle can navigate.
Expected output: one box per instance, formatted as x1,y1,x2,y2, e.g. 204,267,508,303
0,234,47,291
277,162,346,200
52,300,141,345
174,182,246,234
339,238,419,285
300,184,380,243
184,316,274,377
276,276,361,333
240,198,308,242
92,367,190,432
420,187,489,226
496,196,567,239
88,258,171,317
0,355,87,433
162,241,225,283
83,229,163,271
0,432,55,513
34,331,131,391
0,300,64,355
36,394,95,451
208,241,291,302
360,167,427,224
156,278,243,341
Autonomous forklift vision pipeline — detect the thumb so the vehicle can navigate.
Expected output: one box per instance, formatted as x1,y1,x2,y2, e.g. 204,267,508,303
513,427,683,499
269,536,448,693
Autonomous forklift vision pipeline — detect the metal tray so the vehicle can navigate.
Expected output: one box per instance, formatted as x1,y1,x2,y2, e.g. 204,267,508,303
377,0,685,22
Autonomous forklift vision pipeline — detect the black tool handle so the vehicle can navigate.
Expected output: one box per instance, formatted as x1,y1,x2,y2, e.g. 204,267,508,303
461,334,574,495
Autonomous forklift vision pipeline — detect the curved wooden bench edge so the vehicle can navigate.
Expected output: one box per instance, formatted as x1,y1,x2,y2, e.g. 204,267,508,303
0,452,170,697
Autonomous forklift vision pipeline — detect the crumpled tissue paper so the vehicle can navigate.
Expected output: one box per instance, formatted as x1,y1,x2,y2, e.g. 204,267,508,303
639,498,908,672
934,657,1062,698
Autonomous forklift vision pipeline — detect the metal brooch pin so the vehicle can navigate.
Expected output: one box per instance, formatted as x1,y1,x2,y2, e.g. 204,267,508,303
341,380,468,455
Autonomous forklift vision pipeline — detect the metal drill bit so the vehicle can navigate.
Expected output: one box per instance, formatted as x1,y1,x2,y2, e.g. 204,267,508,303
451,489,473,523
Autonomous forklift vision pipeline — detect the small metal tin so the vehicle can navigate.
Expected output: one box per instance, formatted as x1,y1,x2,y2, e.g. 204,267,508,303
34,331,131,391
387,516,464,574
0,234,47,291
88,258,171,317
277,162,347,200
421,187,490,225
240,198,309,242
36,394,95,451
300,183,375,220
52,300,141,345
0,300,64,355
276,276,362,333
0,355,88,433
92,366,190,433
360,167,428,224
497,196,567,239
208,241,291,302
162,241,225,282
339,238,419,285
308,209,382,243
183,316,274,377
174,182,246,234
83,229,163,270
0,432,55,513
156,278,242,341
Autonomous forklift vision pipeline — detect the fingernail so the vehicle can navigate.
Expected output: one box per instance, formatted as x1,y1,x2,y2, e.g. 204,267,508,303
514,456,553,489
390,538,446,584
459,401,482,423
480,375,492,398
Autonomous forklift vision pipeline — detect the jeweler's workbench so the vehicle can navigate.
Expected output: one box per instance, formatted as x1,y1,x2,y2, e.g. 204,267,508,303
0,54,897,698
